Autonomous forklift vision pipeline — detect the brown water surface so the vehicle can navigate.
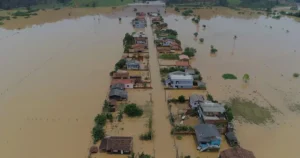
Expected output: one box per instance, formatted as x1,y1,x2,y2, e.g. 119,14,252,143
0,6,300,158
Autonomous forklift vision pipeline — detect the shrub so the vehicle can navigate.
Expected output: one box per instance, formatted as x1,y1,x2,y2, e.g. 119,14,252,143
94,114,107,126
117,110,123,122
92,125,105,144
178,95,185,103
207,93,218,103
222,73,237,80
115,59,126,70
199,38,204,43
182,9,193,16
176,135,182,140
175,7,180,12
293,73,299,78
194,32,198,37
0,22,3,25
140,131,153,140
225,105,234,122
106,113,113,122
124,104,143,117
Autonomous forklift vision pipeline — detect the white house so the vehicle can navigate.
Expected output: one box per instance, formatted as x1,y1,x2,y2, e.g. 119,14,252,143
165,74,194,88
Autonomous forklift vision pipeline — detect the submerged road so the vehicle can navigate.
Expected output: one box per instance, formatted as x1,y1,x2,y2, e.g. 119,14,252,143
146,18,177,158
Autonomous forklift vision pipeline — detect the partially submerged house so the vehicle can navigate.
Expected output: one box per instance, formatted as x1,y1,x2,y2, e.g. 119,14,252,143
179,54,190,61
99,136,133,154
198,101,226,124
112,71,129,79
133,32,148,45
165,74,193,88
130,44,148,53
176,61,190,69
194,124,221,152
219,147,256,158
109,89,128,101
111,79,135,89
170,42,182,51
132,16,147,28
156,46,171,53
189,94,204,109
126,60,140,70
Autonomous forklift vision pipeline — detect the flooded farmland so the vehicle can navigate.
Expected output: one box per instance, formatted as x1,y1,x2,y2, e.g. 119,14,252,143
0,6,300,158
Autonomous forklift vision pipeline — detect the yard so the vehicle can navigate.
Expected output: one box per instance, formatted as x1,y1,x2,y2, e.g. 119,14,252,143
174,135,230,158
169,102,199,126
166,89,207,100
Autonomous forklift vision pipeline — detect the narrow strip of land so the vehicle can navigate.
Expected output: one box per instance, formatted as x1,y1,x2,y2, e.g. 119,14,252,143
146,19,176,158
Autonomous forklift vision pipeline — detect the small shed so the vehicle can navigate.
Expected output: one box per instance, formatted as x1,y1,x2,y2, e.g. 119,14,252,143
99,136,133,154
179,54,190,61
109,89,128,101
219,147,256,158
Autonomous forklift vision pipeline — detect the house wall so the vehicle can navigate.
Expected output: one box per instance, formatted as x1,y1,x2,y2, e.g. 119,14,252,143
124,83,134,89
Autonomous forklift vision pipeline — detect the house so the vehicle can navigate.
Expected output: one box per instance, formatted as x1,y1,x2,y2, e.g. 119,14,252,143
126,60,140,70
179,54,190,61
170,42,182,51
189,94,204,109
176,61,190,69
225,131,239,147
110,83,125,90
112,71,129,79
109,89,128,101
194,124,221,152
198,101,226,123
132,16,147,28
162,39,175,46
111,79,135,89
219,147,256,158
130,44,148,53
156,46,171,53
133,32,148,45
168,71,186,77
99,136,133,154
136,12,146,16
165,74,193,88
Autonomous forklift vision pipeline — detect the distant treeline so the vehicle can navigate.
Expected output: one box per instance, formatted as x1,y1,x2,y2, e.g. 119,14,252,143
0,0,70,9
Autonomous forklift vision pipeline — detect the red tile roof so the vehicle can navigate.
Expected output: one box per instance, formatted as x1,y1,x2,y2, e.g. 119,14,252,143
131,44,145,49
176,61,190,67
111,79,134,85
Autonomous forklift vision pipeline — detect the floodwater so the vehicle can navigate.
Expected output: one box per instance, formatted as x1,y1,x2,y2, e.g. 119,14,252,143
0,6,300,158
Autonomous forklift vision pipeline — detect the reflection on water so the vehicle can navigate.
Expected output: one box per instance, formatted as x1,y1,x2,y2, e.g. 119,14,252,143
0,6,300,158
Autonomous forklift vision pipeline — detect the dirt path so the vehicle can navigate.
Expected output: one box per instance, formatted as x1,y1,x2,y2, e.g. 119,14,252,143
145,19,176,158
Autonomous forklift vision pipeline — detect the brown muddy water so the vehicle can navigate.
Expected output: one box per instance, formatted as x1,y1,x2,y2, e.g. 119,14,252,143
0,6,300,158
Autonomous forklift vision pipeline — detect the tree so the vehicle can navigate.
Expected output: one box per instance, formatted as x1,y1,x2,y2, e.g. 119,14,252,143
123,33,134,47
183,47,197,57
92,125,105,143
243,74,250,82
94,114,107,126
92,2,96,7
115,59,126,70
194,32,198,37
224,105,234,122
199,38,204,43
210,45,218,53
124,104,143,117
178,95,185,103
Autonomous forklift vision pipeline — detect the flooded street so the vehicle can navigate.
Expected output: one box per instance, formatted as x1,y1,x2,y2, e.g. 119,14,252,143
0,6,300,158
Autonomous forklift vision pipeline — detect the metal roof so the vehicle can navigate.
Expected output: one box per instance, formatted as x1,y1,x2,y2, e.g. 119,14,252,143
200,101,225,113
194,124,221,143
169,74,193,80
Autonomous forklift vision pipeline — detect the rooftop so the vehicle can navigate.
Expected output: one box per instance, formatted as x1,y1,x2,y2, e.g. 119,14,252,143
109,89,128,98
112,71,129,78
219,147,256,158
99,136,133,152
194,124,221,143
170,74,193,80
111,79,135,85
126,60,140,65
190,94,204,103
179,54,190,60
111,83,125,90
176,61,190,67
133,31,147,38
200,101,225,113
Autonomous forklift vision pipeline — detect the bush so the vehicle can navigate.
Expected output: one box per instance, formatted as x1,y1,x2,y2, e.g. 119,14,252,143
0,22,3,25
175,7,180,12
106,113,113,122
171,125,194,134
293,73,299,78
117,110,123,122
222,73,237,80
178,95,185,103
124,104,143,117
225,105,234,122
94,114,107,126
92,125,105,144
176,135,182,140
207,93,218,103
194,32,198,37
182,9,193,16
140,131,153,140
115,59,126,70
199,38,204,43
159,54,179,60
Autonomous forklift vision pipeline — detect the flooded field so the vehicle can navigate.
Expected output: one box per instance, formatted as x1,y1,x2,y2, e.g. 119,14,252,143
0,6,300,158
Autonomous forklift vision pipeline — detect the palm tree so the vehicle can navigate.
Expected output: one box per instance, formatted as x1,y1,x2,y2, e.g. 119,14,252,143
243,74,250,83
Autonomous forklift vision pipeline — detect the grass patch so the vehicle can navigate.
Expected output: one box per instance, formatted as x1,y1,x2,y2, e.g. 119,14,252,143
159,54,179,60
288,104,300,113
72,0,134,7
176,135,182,140
228,0,241,6
0,21,3,25
222,73,237,80
228,97,274,124
293,73,299,78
